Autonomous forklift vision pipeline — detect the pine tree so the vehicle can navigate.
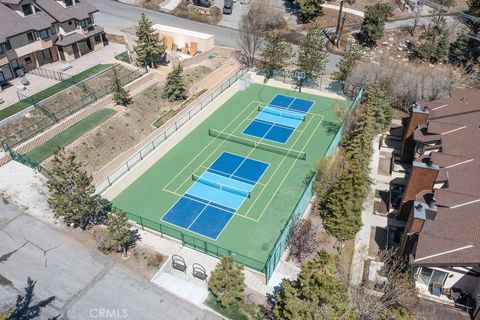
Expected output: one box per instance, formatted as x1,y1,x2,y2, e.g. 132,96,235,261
297,27,328,82
208,256,245,308
47,149,103,229
294,0,324,22
332,45,363,82
134,13,165,68
105,209,132,257
260,30,292,81
273,250,353,319
360,3,393,46
162,64,187,102
416,18,450,63
112,69,132,107
449,0,480,68
362,81,392,130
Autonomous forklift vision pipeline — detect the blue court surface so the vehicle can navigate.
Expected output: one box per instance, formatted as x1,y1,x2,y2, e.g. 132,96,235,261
161,152,269,240
243,94,314,143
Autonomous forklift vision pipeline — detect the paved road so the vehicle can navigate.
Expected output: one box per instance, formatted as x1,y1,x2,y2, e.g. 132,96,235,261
0,201,221,320
90,0,342,74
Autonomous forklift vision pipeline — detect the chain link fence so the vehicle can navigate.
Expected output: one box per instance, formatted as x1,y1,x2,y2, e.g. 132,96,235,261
95,67,248,194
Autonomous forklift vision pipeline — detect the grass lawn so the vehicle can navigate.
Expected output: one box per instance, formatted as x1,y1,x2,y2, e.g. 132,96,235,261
0,64,113,121
112,83,352,273
26,108,117,163
204,294,250,320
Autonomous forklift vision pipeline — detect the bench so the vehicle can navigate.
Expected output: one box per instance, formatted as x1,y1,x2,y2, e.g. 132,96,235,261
172,254,187,273
192,263,207,281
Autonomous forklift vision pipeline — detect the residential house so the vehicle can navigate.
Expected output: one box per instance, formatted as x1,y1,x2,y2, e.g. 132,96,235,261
398,88,480,318
0,0,105,83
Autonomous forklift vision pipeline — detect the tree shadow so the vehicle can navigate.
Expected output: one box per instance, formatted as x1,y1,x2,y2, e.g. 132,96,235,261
323,120,342,135
8,277,59,320
127,229,142,252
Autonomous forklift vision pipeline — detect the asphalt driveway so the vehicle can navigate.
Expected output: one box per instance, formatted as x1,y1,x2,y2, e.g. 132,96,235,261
0,201,220,320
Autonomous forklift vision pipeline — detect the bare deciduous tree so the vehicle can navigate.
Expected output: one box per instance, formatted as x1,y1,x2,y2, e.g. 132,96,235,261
238,0,286,66
288,219,317,262
349,249,418,320
345,55,457,111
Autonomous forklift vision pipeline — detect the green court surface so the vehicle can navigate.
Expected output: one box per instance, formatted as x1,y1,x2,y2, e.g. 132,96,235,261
0,64,113,121
112,83,351,271
26,108,116,163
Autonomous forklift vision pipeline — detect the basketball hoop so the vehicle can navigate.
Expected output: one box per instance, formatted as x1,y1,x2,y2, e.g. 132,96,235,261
293,71,306,93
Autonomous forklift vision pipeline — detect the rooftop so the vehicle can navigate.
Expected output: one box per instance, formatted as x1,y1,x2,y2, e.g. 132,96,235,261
410,88,480,266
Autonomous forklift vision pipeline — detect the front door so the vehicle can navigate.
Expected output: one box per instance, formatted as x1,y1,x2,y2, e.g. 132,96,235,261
0,64,13,82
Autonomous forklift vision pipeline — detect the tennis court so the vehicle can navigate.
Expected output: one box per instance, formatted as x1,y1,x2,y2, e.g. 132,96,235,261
112,83,352,275
243,94,314,144
162,152,269,240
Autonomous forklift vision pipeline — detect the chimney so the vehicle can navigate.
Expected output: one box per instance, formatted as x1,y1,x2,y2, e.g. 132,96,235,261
400,104,429,163
398,160,439,220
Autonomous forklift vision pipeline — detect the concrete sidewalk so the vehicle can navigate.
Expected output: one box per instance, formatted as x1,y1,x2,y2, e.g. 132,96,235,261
350,134,381,286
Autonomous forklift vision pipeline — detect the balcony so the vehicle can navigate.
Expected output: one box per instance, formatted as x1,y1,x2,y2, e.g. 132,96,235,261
14,39,54,57
416,283,475,314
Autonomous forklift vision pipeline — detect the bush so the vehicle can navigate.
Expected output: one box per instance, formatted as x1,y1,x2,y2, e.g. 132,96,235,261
147,253,165,268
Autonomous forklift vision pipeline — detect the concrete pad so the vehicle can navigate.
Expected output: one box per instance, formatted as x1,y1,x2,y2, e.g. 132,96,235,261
151,272,209,306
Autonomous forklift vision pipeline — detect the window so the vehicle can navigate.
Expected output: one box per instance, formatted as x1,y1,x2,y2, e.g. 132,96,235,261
64,0,74,6
27,32,35,43
417,267,448,287
5,40,11,51
21,4,33,16
51,25,57,34
78,18,92,29
39,29,49,40
0,45,4,55
94,35,102,44
24,55,32,64
10,59,19,70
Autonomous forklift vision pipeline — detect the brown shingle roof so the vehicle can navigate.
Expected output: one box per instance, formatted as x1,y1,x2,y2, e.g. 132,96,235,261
0,3,55,42
35,0,98,23
410,88,480,266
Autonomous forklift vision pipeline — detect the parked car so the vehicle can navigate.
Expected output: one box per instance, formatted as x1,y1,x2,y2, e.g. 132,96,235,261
193,0,211,7
223,0,233,14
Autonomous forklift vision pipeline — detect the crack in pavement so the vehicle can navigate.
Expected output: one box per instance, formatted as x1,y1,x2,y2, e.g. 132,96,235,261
59,260,114,318
21,234,62,268
0,241,28,263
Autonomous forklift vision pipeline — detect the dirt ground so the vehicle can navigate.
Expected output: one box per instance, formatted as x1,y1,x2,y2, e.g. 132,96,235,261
286,205,355,283
0,65,135,147
64,225,165,279
327,0,411,19
52,53,231,175
308,8,364,29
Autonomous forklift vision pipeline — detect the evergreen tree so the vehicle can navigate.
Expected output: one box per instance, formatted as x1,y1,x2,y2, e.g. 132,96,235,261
362,81,392,130
449,0,480,68
360,3,393,46
416,18,450,63
162,64,187,102
208,256,245,308
272,250,353,319
105,209,132,257
260,30,292,81
297,27,328,82
134,13,165,68
294,0,324,22
111,69,132,107
47,149,103,229
332,45,363,82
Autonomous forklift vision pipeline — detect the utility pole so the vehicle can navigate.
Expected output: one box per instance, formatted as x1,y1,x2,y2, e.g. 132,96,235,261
335,0,344,46
337,13,347,47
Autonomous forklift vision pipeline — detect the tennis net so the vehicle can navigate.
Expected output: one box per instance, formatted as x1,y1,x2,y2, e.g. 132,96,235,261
192,174,251,198
258,105,305,121
209,129,306,160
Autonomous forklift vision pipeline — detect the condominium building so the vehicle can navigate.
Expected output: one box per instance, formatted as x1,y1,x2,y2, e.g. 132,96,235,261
398,88,480,318
0,0,105,83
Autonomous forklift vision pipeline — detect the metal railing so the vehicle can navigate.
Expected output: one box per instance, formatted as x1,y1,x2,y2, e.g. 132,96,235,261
95,67,248,194
2,65,144,148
